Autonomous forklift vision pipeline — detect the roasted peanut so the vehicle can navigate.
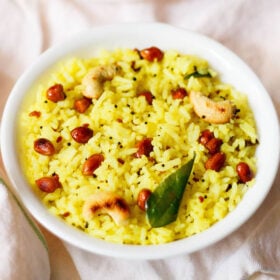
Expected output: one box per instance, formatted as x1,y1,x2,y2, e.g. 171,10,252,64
236,162,253,183
205,152,226,171
199,129,214,146
171,88,187,99
35,174,61,193
46,84,66,102
137,188,152,211
34,138,55,156
82,154,104,175
135,138,153,158
71,126,93,143
139,47,164,62
205,138,223,154
74,97,92,113
138,91,153,105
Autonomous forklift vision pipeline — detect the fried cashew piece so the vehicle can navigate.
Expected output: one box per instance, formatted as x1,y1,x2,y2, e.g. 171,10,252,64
82,64,120,99
189,91,233,124
83,191,130,225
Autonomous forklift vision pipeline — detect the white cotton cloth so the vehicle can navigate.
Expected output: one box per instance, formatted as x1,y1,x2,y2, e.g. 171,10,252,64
0,0,279,279
0,171,50,280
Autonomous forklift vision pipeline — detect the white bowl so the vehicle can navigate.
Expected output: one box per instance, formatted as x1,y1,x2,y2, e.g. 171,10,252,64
1,22,279,260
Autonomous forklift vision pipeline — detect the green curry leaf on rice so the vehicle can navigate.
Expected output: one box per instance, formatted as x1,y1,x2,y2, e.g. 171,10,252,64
147,155,196,228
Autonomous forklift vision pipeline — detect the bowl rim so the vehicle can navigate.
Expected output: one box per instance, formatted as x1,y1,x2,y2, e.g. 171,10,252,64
1,22,279,260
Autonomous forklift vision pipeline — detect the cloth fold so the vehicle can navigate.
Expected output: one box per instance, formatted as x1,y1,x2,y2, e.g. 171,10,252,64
0,171,50,280
0,0,279,279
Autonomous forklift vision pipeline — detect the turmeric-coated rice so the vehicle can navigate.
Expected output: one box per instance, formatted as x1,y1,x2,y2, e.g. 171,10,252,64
19,48,258,244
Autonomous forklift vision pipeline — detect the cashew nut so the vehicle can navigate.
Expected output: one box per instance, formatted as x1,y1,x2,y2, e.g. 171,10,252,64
189,91,233,124
82,191,130,225
82,64,120,99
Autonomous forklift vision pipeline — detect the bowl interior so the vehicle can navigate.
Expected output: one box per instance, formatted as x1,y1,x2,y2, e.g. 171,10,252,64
1,22,279,259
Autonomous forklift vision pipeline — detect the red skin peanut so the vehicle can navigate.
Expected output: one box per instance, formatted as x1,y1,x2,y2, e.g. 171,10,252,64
35,174,61,193
46,84,66,102
71,126,94,144
137,188,152,211
135,138,153,158
82,154,104,175
199,129,214,146
34,138,55,156
236,162,253,183
74,97,92,113
139,47,164,62
205,152,226,172
205,138,223,154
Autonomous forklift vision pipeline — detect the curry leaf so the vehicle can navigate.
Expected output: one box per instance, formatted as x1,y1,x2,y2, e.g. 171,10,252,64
184,71,212,79
147,155,196,228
